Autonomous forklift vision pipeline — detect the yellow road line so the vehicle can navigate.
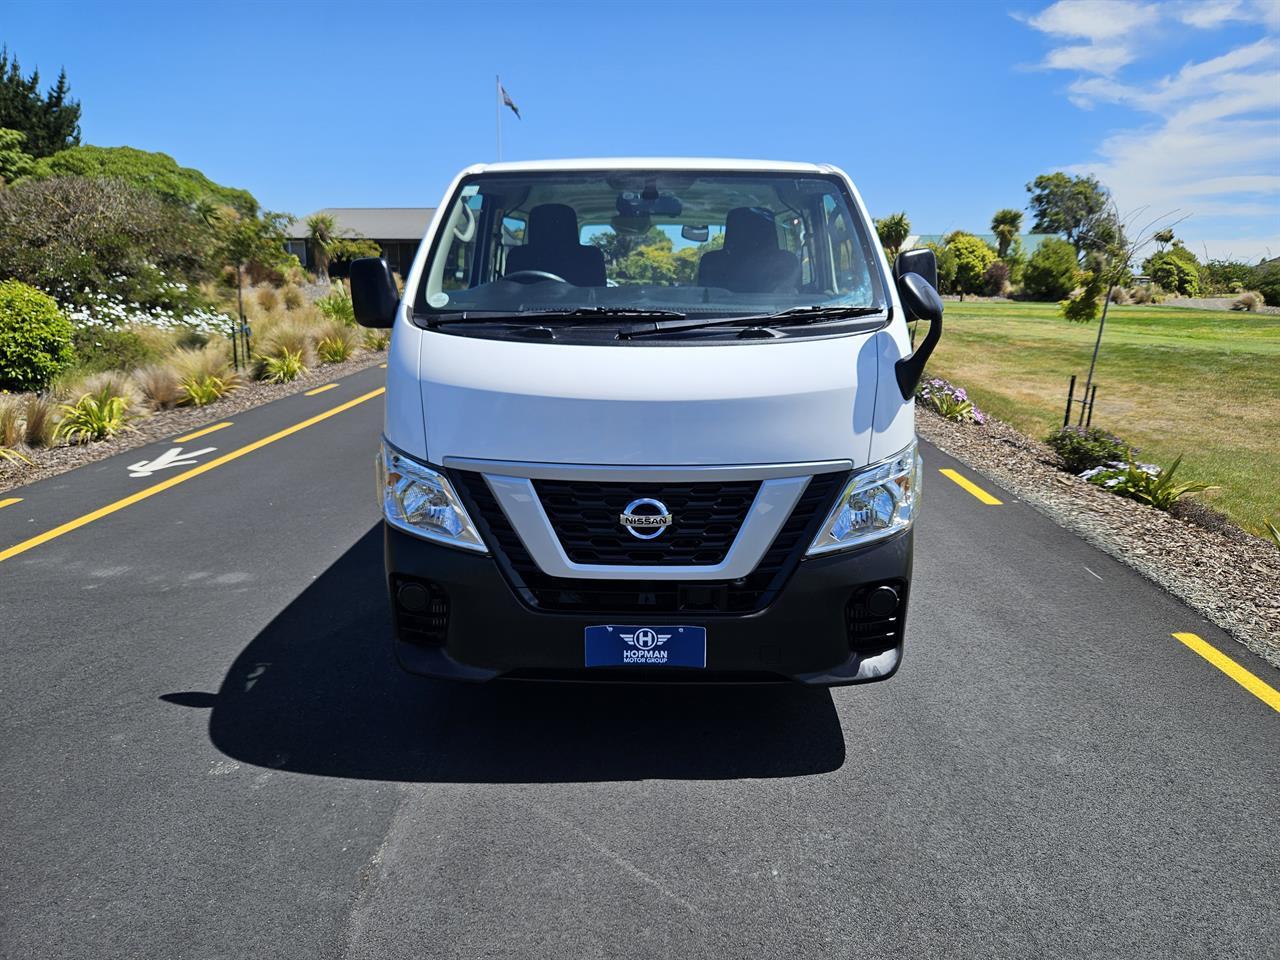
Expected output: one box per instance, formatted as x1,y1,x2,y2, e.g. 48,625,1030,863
0,497,22,509
0,387,385,564
174,421,233,443
379,363,388,369
305,383,339,396
1173,632,1280,714
939,468,1003,505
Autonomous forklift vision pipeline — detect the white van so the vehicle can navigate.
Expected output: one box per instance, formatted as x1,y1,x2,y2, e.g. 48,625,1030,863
352,158,943,685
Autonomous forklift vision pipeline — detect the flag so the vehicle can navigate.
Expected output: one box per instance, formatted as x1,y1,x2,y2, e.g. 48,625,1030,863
500,83,521,120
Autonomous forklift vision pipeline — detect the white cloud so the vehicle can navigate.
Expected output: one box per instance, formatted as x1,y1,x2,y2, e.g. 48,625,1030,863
1045,43,1136,74
1018,0,1159,74
1024,0,1159,40
1177,0,1246,28
1174,0,1280,30
1069,38,1280,108
1018,2,1280,261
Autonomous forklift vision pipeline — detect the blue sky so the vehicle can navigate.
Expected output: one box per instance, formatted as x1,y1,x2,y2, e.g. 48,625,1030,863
5,0,1278,260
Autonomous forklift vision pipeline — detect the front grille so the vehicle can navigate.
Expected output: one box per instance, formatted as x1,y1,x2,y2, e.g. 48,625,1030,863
532,478,759,565
452,469,846,615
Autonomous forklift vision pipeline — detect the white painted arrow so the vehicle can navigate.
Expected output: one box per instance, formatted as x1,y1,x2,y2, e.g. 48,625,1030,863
127,446,217,478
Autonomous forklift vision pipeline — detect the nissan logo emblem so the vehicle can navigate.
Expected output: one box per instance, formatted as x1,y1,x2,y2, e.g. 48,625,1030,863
619,498,673,540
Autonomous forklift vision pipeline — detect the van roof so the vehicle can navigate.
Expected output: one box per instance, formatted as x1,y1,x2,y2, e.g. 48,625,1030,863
462,157,838,176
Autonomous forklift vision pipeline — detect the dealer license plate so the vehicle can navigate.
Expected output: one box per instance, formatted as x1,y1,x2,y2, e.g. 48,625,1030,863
583,625,707,668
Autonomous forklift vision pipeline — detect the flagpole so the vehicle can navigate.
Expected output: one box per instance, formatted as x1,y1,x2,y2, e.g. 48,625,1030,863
495,74,501,161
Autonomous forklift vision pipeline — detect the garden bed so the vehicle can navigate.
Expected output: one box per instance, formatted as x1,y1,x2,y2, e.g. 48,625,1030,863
0,351,385,495
917,409,1280,667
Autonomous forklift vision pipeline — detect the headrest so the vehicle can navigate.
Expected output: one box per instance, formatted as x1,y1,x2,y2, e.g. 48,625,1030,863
724,207,779,254
527,203,581,248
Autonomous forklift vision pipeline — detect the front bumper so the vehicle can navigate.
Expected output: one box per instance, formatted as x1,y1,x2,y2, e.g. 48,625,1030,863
384,523,913,686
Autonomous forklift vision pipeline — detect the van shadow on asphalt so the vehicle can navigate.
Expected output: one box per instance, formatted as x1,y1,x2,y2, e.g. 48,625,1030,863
163,526,846,783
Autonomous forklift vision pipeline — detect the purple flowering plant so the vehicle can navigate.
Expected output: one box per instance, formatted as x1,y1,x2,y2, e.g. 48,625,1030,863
1079,455,1212,511
915,376,988,425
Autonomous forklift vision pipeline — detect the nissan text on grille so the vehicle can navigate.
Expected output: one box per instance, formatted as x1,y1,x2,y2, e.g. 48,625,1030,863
353,158,943,685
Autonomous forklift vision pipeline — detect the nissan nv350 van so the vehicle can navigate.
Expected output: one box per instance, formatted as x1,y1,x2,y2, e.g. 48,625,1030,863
352,158,943,685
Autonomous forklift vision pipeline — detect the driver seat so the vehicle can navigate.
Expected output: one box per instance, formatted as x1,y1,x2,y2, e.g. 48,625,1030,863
505,204,606,287
697,206,801,293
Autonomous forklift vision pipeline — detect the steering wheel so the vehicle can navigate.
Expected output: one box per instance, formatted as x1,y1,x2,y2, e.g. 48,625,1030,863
503,270,569,284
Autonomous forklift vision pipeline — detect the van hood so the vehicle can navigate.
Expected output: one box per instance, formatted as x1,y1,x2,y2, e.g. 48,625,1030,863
417,330,885,467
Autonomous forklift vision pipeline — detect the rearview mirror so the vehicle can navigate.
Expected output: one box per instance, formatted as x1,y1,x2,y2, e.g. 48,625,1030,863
350,257,399,328
893,248,938,302
681,225,709,243
894,272,944,400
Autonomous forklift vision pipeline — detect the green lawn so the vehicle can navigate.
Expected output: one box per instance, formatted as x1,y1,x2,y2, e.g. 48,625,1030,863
922,300,1280,536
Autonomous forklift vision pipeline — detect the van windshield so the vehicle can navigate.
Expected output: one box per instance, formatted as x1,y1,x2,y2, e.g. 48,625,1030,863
415,170,885,320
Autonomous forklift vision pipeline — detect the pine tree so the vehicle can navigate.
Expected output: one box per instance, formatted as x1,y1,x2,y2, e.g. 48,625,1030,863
0,47,81,158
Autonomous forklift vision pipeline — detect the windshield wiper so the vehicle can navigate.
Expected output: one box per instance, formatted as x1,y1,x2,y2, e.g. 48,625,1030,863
617,304,886,339
527,307,687,321
423,307,686,327
419,310,530,327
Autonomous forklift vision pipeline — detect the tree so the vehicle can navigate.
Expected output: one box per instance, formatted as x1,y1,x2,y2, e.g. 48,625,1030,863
306,213,338,279
215,208,292,365
618,244,679,285
1255,262,1280,306
328,236,381,263
0,127,34,183
0,48,81,158
0,279,74,390
1145,252,1200,296
1026,172,1109,255
303,213,380,279
31,145,258,216
1143,241,1201,296
1201,258,1255,294
1152,228,1174,252
1022,238,1079,301
1004,235,1027,285
1061,267,1105,323
991,208,1023,259
874,212,910,261
1072,205,1189,422
591,226,665,265
925,242,957,294
0,176,215,309
983,260,1011,296
947,232,998,297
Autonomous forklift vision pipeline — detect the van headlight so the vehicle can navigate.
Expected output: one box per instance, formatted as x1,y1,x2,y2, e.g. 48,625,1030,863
376,440,486,552
807,441,921,555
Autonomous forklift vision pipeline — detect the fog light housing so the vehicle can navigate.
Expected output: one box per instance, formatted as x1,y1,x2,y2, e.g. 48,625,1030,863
392,577,449,646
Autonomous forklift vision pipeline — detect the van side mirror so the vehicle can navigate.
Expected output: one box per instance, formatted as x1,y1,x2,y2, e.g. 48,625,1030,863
350,257,399,328
894,272,944,400
893,248,937,304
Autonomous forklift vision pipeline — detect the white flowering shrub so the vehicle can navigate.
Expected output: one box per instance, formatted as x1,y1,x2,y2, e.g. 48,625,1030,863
49,283,233,337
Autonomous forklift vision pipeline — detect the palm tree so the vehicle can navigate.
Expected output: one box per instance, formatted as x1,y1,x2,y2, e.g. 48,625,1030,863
193,197,226,229
874,212,911,261
306,212,338,280
991,208,1023,259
